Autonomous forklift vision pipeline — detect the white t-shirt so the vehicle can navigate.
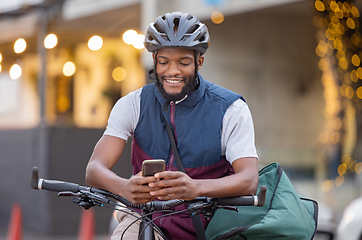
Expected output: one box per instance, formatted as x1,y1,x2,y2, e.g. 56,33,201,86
104,88,258,164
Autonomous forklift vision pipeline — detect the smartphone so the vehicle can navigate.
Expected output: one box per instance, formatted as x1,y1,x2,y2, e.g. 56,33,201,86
142,159,165,177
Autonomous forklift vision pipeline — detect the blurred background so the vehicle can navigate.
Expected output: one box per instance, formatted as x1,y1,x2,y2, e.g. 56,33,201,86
0,0,361,239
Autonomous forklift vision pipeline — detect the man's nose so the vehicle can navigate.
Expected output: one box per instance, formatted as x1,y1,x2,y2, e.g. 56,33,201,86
168,62,181,75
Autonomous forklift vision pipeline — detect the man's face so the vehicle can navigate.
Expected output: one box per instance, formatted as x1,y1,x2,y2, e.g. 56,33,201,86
154,48,204,101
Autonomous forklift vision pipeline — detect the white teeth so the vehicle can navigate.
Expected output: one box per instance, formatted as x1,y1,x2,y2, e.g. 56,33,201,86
165,79,182,83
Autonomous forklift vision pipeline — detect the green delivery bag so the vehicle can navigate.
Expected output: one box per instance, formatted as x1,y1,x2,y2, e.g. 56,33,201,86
205,162,318,240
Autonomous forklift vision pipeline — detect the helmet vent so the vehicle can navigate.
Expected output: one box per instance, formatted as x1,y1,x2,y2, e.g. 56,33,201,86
154,23,165,33
186,14,193,20
187,24,199,34
173,18,180,34
198,35,205,42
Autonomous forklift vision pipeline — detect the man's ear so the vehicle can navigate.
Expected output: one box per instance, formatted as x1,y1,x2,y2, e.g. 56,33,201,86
152,52,156,61
197,55,205,70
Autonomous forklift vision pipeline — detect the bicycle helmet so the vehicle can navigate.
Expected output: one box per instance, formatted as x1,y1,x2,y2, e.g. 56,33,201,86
144,12,210,55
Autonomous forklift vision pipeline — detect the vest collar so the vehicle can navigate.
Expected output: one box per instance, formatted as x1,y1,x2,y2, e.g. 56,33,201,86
154,73,206,109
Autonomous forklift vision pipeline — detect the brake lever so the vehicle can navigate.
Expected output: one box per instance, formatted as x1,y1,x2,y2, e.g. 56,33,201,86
58,190,110,209
58,191,81,197
216,205,239,212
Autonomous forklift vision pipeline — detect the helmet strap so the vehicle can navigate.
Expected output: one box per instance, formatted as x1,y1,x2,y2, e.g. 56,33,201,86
193,51,200,90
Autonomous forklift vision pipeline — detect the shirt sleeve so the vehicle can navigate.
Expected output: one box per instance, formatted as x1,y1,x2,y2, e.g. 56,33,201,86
221,99,258,164
103,88,141,141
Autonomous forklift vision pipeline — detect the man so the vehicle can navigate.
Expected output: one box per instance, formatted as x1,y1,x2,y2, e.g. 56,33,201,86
85,12,259,239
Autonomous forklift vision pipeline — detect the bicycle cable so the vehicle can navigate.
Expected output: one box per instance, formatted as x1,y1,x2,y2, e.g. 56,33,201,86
137,208,191,240
120,209,176,240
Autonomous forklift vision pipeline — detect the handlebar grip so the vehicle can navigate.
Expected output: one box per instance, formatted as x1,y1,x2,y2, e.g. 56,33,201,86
31,166,80,193
216,185,267,207
39,179,80,193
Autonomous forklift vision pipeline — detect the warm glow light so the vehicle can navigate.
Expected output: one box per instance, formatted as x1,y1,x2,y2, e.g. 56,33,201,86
338,57,348,69
133,34,145,49
63,61,76,77
357,67,362,79
211,11,224,24
330,1,339,13
350,70,358,82
44,33,58,49
122,30,138,45
0,64,2,72
10,64,22,79
0,53,2,63
14,38,27,54
337,164,347,176
88,35,103,51
357,86,362,99
351,6,360,18
346,18,356,29
318,59,329,71
351,54,360,67
344,86,353,99
315,0,325,11
112,67,127,82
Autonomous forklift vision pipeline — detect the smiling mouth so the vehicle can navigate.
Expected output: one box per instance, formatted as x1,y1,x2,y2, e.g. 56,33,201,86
164,78,183,84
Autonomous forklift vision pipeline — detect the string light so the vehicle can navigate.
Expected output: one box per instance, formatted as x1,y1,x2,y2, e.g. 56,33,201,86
122,30,138,45
314,0,361,188
44,33,58,49
112,67,126,82
63,61,76,77
14,38,26,54
211,11,224,24
133,34,145,49
122,30,144,49
88,35,103,51
10,64,22,79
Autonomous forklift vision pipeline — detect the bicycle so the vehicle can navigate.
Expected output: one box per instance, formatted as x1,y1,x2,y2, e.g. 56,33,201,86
30,166,267,240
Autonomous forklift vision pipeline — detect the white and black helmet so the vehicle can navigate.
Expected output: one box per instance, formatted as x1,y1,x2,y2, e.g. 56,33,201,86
144,12,210,55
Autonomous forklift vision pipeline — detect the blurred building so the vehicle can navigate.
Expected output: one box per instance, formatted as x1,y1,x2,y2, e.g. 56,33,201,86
0,0,361,237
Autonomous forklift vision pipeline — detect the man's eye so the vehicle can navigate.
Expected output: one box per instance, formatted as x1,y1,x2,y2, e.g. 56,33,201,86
180,62,191,66
158,61,168,65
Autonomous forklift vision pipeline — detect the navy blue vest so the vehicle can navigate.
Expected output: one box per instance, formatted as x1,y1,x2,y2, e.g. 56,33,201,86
131,74,243,179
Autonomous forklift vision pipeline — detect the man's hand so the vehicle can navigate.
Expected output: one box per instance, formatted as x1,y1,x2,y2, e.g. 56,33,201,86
148,171,201,200
122,172,161,204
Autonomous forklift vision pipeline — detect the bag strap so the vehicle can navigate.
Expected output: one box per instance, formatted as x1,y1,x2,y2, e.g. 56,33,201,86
164,116,186,173
163,116,207,240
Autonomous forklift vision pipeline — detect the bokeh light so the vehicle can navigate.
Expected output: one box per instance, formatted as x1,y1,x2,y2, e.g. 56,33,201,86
133,34,145,49
122,30,138,45
211,11,224,24
10,64,22,79
44,33,58,49
63,61,76,77
112,67,127,82
88,35,103,51
14,38,26,54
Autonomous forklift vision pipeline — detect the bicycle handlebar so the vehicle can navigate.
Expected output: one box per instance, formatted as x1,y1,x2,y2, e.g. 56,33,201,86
31,166,267,211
